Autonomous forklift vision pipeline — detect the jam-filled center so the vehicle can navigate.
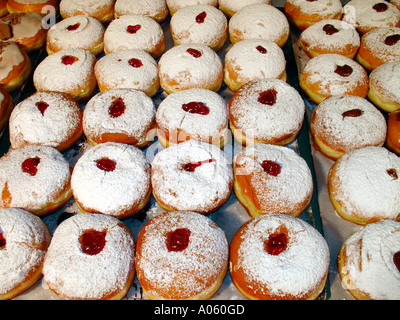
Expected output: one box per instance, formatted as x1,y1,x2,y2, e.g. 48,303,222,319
22,157,40,176
342,108,363,119
36,101,49,116
182,101,210,115
0,232,6,249
127,24,141,34
166,228,191,252
128,58,143,68
323,24,339,35
187,48,202,58
95,157,116,172
61,55,78,65
387,168,398,180
372,2,388,12
261,160,281,177
385,34,400,46
256,45,267,54
265,232,287,255
258,89,278,106
109,97,126,118
196,11,207,23
80,229,106,255
335,64,353,77
394,251,400,272
66,22,80,31
183,159,216,172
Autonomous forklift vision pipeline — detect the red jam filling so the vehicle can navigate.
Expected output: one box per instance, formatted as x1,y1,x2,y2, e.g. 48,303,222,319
258,89,278,106
335,64,353,77
183,159,216,172
342,109,363,119
109,97,126,118
196,11,207,23
372,2,388,12
256,45,267,54
0,232,6,248
128,58,143,68
166,228,191,252
394,251,400,272
182,101,210,115
323,24,339,35
384,34,400,46
127,24,141,34
265,232,287,255
66,23,80,31
80,229,106,255
22,157,40,176
61,55,78,65
36,101,49,116
261,160,281,177
95,158,116,172
387,168,398,180
187,48,202,58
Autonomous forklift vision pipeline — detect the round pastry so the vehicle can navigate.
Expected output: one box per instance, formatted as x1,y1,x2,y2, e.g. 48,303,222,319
0,145,73,217
228,78,305,146
368,62,400,112
356,27,400,72
337,219,400,300
328,146,400,225
94,49,159,98
284,0,342,31
230,213,330,300
299,53,369,104
0,208,51,300
170,4,228,52
151,140,233,214
0,0,7,17
0,12,47,53
7,0,59,14
233,144,313,218
83,88,156,148
103,14,165,59
392,0,400,11
114,0,168,23
219,0,271,18
228,4,290,48
42,213,136,300
155,88,229,148
158,43,223,94
46,15,105,56
135,210,229,300
71,142,151,219
166,0,218,16
386,109,400,155
60,0,115,24
299,19,360,59
9,91,83,152
33,48,97,103
224,39,287,92
310,95,387,161
342,0,400,35
0,41,32,93
0,88,13,135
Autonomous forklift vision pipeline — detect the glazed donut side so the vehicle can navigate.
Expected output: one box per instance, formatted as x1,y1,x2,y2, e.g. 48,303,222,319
7,0,59,14
386,109,400,155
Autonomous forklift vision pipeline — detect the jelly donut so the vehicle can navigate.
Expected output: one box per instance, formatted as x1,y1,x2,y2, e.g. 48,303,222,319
0,208,51,300
135,210,229,300
114,0,168,23
219,0,271,18
328,146,400,225
224,39,287,92
337,219,400,300
155,88,229,148
170,4,227,52
0,88,13,135
103,14,165,59
33,48,97,103
230,213,330,300
46,15,105,56
0,12,47,53
356,27,400,72
228,78,305,146
310,95,387,161
94,49,159,98
43,213,136,300
299,53,369,104
83,88,156,148
284,0,342,31
60,0,115,24
166,0,218,16
9,91,83,152
158,43,223,94
342,0,400,35
386,109,400,155
233,144,313,219
71,142,151,219
7,0,59,14
228,4,290,48
368,62,400,112
151,140,233,214
299,19,360,59
0,145,73,217
0,42,32,93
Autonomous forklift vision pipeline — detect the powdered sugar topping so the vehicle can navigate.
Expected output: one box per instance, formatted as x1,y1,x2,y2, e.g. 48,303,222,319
360,27,400,62
369,61,400,104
